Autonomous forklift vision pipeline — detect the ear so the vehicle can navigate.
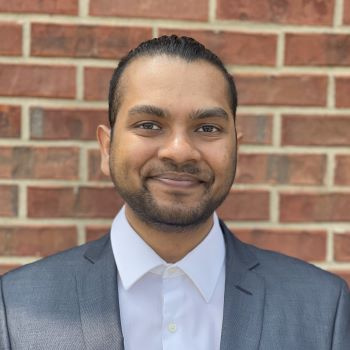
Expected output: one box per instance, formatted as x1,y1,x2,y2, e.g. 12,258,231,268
237,131,243,151
97,125,111,177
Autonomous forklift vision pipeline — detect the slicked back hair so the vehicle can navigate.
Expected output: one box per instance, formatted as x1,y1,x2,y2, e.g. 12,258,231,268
108,35,238,129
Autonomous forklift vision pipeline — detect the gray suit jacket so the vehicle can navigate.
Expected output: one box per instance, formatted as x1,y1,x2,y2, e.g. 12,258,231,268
1,222,349,349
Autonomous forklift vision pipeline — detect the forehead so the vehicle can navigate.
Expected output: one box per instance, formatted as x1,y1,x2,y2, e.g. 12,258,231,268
118,55,232,113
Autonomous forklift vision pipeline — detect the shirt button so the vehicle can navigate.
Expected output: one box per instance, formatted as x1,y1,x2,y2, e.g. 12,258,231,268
168,322,177,333
168,267,177,275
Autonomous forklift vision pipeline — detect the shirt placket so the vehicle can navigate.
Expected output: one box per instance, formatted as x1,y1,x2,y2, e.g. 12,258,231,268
162,267,184,350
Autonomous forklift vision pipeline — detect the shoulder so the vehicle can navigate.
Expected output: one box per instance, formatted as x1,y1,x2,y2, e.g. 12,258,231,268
249,243,344,289
222,224,347,295
1,233,110,289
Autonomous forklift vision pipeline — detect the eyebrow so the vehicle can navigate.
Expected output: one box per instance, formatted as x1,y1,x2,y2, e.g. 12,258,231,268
128,105,168,118
189,107,229,120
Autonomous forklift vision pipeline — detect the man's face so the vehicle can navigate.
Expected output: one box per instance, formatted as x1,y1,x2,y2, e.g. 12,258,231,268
100,55,237,229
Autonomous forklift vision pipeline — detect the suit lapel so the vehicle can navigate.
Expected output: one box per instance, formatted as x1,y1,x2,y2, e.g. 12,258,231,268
76,234,124,350
220,222,265,350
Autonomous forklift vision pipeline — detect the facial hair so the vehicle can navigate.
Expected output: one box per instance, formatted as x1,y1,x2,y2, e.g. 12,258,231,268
109,159,236,232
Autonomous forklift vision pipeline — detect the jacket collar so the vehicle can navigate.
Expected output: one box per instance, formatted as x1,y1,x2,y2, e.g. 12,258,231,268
79,221,265,350
219,220,265,350
77,234,124,350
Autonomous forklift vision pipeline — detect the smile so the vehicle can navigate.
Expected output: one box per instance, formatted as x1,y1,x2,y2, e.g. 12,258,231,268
149,173,204,189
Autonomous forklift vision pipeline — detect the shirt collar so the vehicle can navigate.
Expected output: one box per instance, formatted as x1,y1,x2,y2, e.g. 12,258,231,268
111,206,225,303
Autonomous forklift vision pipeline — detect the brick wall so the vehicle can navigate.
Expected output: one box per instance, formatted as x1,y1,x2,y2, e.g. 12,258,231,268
0,0,349,286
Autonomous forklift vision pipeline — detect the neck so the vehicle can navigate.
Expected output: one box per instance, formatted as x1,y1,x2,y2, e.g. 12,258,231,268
124,206,214,263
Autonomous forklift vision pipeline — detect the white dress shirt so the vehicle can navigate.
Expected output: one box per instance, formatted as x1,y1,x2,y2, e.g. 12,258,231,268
111,206,226,350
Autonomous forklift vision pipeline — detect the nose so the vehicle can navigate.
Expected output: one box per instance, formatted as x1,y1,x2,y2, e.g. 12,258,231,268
157,130,201,164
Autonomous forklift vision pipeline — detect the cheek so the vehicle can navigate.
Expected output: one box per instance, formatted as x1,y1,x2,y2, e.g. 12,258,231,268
203,143,236,174
112,137,157,176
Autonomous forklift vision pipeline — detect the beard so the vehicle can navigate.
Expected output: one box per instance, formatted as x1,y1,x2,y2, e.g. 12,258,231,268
110,159,236,232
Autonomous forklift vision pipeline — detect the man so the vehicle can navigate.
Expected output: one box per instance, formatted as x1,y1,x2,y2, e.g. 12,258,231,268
0,36,349,349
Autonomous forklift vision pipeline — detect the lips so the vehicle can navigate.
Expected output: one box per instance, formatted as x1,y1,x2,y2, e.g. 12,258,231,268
148,172,205,188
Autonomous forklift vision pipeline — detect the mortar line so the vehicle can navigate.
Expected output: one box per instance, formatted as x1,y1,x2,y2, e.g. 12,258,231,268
79,146,88,182
325,153,336,188
22,20,30,58
0,218,113,226
333,0,344,26
326,229,334,262
208,0,216,23
2,14,349,33
327,75,335,109
76,64,84,100
152,27,159,37
225,220,350,228
0,257,38,265
276,32,285,68
17,182,27,219
269,188,279,223
272,112,281,147
79,0,89,17
21,104,30,141
77,223,86,245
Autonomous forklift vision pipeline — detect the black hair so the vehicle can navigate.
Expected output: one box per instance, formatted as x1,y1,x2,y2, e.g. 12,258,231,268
108,35,237,129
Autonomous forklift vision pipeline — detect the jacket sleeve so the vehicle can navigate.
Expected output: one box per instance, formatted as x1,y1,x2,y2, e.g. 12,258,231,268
0,277,11,350
332,280,350,350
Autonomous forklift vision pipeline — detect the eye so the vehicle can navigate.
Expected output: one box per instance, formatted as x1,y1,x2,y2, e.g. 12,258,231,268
196,124,220,133
137,122,161,130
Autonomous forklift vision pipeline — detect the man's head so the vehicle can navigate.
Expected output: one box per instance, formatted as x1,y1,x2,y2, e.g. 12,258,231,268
98,35,238,232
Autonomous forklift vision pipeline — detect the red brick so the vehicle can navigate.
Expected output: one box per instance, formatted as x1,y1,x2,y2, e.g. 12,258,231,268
334,233,350,262
217,0,334,25
0,64,75,99
280,193,350,222
236,153,326,185
335,155,350,185
236,114,272,145
0,0,78,14
282,115,350,146
285,34,350,66
0,265,19,275
159,29,277,66
86,226,110,242
0,185,17,217
331,271,350,288
31,23,152,59
27,186,123,218
233,228,327,261
217,190,269,221
0,105,21,138
0,226,77,257
84,67,113,101
336,77,350,108
236,75,327,106
88,149,110,182
30,107,106,140
344,0,350,24
0,146,79,180
89,0,208,21
0,23,22,56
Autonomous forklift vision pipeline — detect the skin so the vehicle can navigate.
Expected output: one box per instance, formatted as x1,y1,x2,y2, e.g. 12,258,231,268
97,55,238,263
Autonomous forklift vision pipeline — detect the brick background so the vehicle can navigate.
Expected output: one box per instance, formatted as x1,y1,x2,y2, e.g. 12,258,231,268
0,0,349,285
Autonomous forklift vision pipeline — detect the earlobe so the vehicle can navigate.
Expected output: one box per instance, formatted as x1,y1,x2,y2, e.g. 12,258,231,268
237,132,243,150
96,125,111,177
